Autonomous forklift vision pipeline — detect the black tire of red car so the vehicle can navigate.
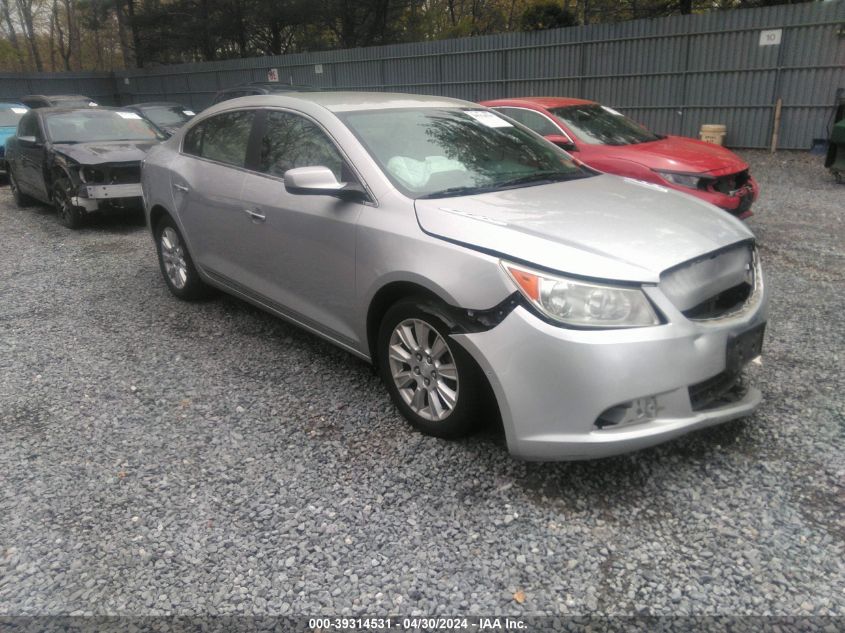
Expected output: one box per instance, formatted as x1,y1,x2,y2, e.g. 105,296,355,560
154,214,214,301
377,298,484,439
9,169,33,208
52,174,83,229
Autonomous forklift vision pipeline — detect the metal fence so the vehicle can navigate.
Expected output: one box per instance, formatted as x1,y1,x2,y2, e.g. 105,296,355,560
2,1,844,149
0,71,117,106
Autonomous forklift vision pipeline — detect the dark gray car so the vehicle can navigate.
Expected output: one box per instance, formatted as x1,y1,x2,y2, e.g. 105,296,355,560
210,82,317,105
6,107,166,228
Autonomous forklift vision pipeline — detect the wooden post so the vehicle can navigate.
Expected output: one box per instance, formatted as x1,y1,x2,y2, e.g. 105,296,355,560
770,97,782,153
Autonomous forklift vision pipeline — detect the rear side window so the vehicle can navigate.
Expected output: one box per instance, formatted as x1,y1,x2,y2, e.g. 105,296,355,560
258,110,345,180
494,107,561,137
182,110,255,167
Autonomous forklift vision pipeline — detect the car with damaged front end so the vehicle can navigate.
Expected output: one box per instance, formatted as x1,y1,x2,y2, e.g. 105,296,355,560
5,107,166,228
141,92,767,461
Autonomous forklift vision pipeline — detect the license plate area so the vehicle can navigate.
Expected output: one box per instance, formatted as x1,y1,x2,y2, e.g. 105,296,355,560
726,322,765,373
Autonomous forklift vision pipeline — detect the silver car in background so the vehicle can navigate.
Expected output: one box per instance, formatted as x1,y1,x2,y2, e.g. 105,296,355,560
141,92,767,461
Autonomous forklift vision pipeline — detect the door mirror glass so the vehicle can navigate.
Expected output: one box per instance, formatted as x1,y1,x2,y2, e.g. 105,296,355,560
284,166,366,202
545,134,577,151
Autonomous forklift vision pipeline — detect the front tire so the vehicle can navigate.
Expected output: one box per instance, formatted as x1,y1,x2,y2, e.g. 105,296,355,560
377,298,484,439
52,175,83,229
154,215,212,300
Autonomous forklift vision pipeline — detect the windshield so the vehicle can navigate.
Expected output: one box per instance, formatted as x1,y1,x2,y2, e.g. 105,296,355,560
0,106,27,127
45,110,164,143
139,105,194,127
339,107,588,198
549,104,659,146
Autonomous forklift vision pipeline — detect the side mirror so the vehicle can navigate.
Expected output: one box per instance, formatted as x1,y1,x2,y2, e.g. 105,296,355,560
18,135,41,147
284,166,367,202
545,135,577,152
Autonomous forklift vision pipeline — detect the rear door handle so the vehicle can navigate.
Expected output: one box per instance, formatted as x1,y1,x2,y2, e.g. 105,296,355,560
173,183,189,193
243,209,266,222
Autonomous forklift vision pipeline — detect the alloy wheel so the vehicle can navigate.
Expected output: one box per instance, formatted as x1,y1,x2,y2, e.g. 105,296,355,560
160,226,189,289
387,318,459,422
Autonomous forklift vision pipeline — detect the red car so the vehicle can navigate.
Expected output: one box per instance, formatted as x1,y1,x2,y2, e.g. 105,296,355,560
480,97,758,219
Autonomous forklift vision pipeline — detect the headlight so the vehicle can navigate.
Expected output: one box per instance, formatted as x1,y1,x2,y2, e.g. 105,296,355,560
655,170,709,189
503,262,660,328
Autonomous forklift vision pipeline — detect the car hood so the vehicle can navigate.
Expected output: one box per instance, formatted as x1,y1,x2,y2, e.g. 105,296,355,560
414,174,754,283
599,136,748,175
52,140,157,165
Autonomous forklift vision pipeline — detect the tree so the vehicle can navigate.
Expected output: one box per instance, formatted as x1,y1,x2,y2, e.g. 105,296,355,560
15,0,44,70
520,1,577,30
0,0,27,69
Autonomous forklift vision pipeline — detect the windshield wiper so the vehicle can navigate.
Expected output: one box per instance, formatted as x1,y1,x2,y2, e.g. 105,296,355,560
417,185,499,199
418,172,584,199
495,172,581,189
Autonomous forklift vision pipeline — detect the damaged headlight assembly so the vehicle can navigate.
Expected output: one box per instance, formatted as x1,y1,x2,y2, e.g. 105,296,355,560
654,170,711,190
80,166,105,183
503,262,660,328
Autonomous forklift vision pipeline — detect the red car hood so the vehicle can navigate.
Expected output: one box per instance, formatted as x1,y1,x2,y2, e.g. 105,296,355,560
598,136,748,176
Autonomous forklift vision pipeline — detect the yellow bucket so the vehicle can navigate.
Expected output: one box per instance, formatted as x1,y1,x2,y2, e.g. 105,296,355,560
700,124,727,146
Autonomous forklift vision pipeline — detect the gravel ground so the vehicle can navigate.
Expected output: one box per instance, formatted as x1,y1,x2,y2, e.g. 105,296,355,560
0,150,842,618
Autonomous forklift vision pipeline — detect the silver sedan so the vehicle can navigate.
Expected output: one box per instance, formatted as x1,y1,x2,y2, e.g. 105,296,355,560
141,92,767,460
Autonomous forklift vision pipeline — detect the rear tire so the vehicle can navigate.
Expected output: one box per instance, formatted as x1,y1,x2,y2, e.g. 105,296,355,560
377,298,484,439
53,175,83,229
154,215,213,300
9,169,33,208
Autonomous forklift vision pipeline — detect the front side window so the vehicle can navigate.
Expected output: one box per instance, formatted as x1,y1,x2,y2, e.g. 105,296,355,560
258,110,345,180
340,107,588,199
549,104,659,146
44,110,163,143
182,110,255,167
495,107,561,137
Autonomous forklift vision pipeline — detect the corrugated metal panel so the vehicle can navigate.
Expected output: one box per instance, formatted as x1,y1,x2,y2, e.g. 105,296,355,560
1,1,843,148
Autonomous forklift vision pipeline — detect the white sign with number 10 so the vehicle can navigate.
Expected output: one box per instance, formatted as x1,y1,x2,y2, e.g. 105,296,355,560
759,29,782,46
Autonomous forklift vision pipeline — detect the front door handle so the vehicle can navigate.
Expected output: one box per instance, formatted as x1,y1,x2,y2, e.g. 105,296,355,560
173,183,189,193
243,209,266,222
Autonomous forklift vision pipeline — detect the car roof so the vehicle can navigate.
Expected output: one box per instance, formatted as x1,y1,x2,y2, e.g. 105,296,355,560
35,105,131,115
481,97,597,109
205,91,475,114
127,101,188,108
21,94,92,101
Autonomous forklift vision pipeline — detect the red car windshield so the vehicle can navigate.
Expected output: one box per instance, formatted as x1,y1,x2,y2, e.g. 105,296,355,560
550,104,659,146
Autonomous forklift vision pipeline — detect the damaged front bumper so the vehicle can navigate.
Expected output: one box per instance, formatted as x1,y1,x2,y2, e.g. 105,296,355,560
71,183,143,212
453,277,768,461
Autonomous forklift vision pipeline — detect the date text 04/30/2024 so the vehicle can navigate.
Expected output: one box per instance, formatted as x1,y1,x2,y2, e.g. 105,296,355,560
308,617,528,630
